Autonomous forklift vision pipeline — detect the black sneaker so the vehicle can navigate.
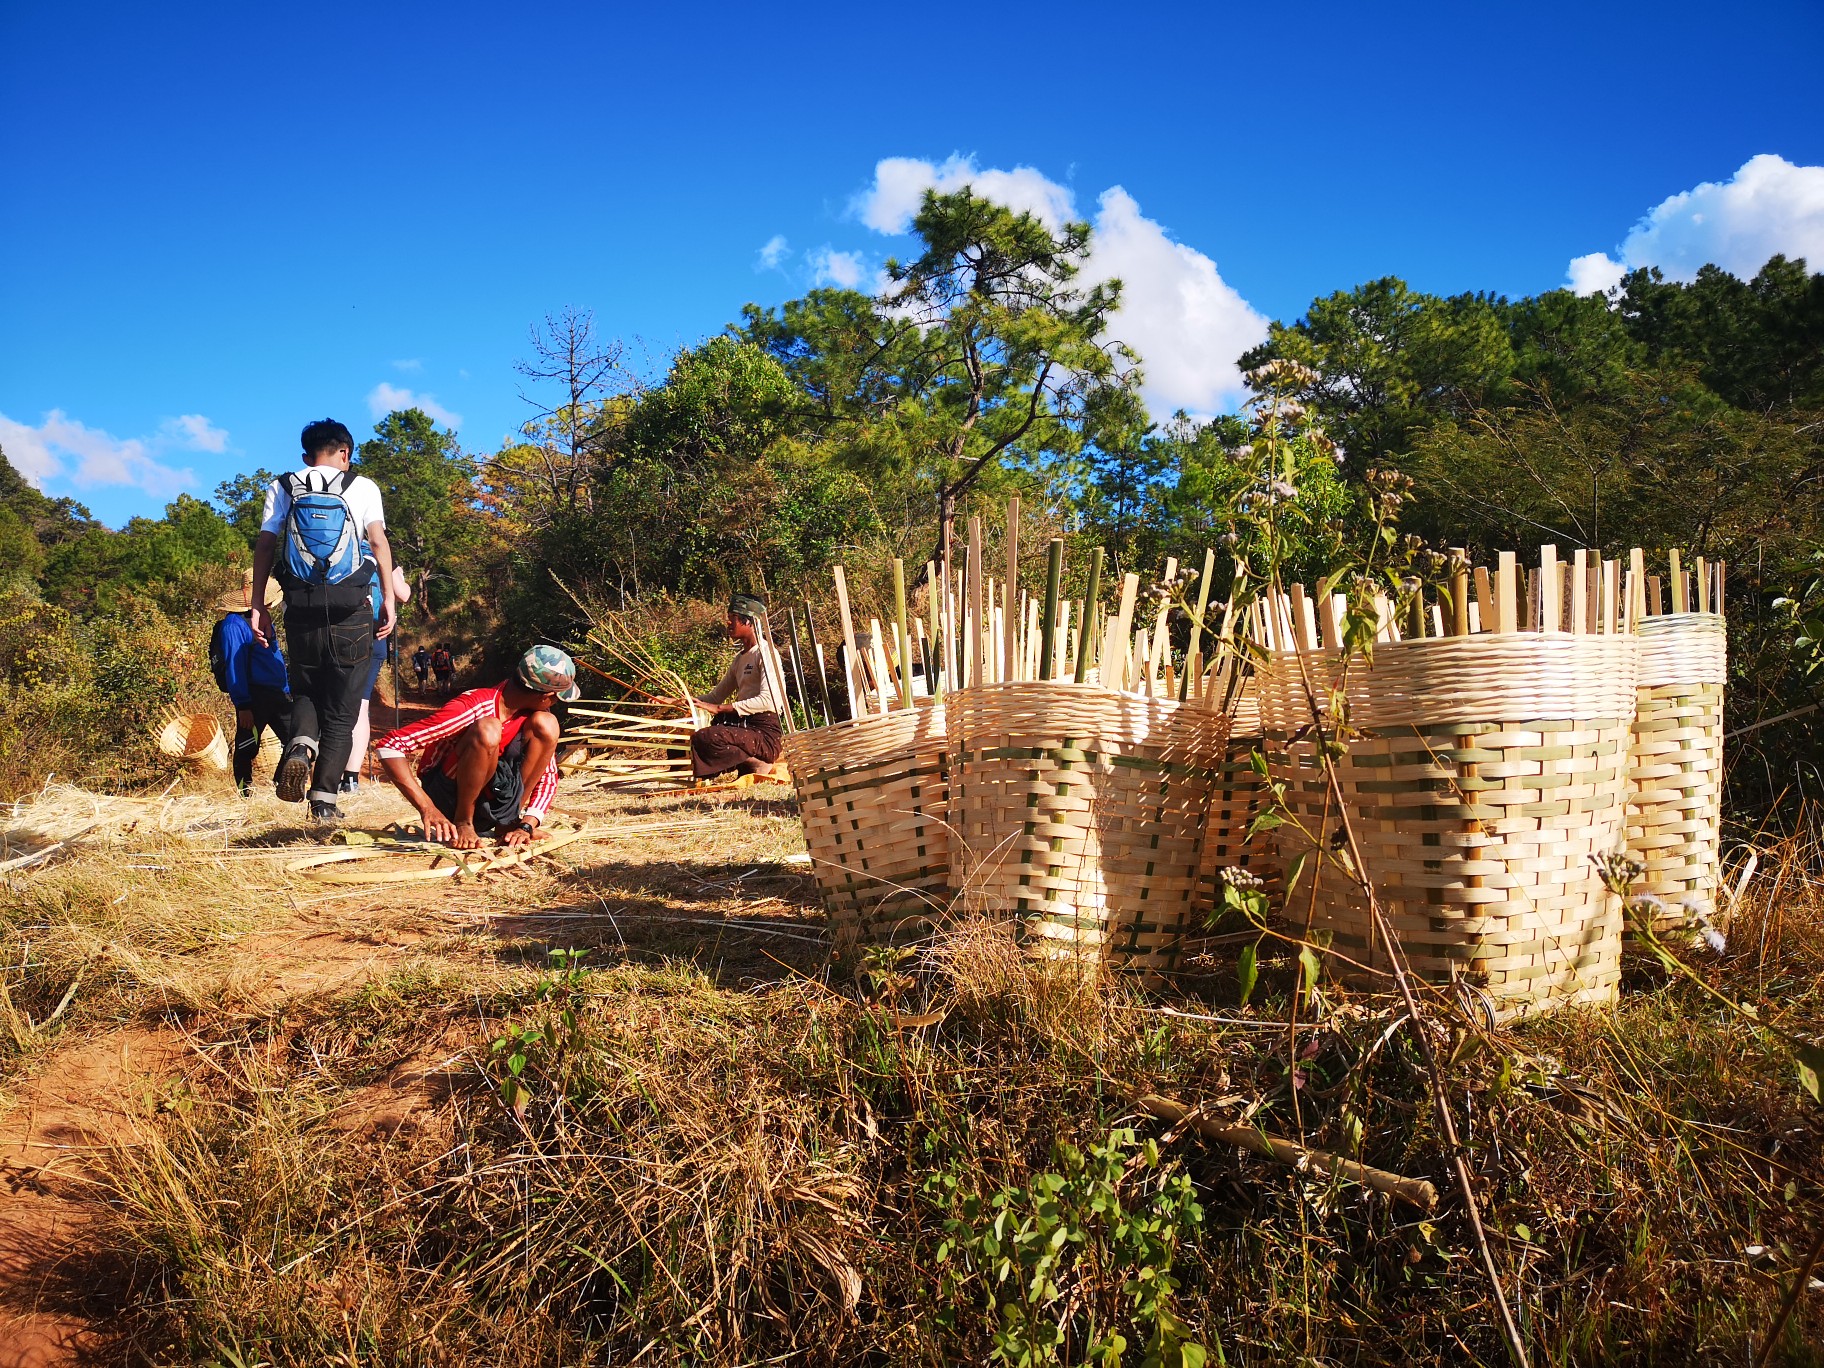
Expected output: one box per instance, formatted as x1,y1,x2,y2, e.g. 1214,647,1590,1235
309,800,342,824
275,742,315,803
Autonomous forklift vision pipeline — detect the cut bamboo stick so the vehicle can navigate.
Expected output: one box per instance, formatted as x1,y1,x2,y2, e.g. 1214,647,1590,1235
1108,572,1140,691
1670,548,1687,612
1496,551,1517,634
1002,497,1020,682
1450,549,1470,637
892,558,913,709
1076,548,1105,683
968,517,985,689
1473,565,1495,633
1040,538,1064,681
1570,550,1588,636
833,566,863,719
1540,545,1559,632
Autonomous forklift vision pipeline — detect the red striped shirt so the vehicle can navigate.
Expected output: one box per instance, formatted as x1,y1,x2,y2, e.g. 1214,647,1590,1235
375,685,559,820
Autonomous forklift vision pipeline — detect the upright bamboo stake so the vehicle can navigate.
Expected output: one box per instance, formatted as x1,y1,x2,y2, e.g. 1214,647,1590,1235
1670,548,1687,613
1629,548,1646,632
1055,600,1073,680
797,602,835,726
1540,545,1559,632
1039,538,1064,680
758,609,794,734
892,558,913,710
1695,556,1710,613
1601,559,1618,635
1180,547,1216,701
833,566,863,719
1450,549,1470,637
782,609,815,727
1473,565,1495,633
1570,550,1588,636
1076,548,1105,683
1002,497,1020,683
1496,551,1518,634
1108,573,1140,691
968,517,985,690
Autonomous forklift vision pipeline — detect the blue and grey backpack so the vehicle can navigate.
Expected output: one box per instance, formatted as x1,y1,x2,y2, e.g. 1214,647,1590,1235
277,470,376,612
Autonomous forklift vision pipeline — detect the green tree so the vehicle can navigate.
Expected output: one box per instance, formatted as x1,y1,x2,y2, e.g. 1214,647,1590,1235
356,409,488,615
213,468,279,545
742,188,1144,571
1240,277,1516,464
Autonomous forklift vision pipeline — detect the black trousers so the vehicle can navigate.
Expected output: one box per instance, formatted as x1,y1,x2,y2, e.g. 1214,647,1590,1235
284,608,375,803
232,684,294,791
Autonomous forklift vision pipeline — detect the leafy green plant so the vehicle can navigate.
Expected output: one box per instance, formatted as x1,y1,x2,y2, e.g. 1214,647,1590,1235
488,948,591,1112
928,1127,1209,1367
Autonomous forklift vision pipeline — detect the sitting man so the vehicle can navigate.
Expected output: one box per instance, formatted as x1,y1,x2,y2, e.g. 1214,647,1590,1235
677,594,789,782
374,644,579,849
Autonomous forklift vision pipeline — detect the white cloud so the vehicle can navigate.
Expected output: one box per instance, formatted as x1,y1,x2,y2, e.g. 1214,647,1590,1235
808,246,867,289
850,156,1268,414
367,382,462,430
158,413,230,453
757,234,790,270
0,409,196,497
1082,187,1269,416
1566,153,1824,293
391,358,424,373
854,154,1076,235
1566,252,1628,297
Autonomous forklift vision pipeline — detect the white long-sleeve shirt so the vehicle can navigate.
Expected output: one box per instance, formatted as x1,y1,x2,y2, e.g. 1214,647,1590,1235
702,641,785,717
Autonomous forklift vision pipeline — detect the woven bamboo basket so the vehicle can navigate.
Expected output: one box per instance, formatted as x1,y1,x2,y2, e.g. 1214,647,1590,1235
783,704,950,946
1196,681,1283,920
1258,633,1640,1016
947,682,1229,975
1626,613,1726,934
156,713,230,771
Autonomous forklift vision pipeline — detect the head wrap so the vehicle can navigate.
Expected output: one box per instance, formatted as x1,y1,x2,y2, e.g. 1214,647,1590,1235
729,593,767,620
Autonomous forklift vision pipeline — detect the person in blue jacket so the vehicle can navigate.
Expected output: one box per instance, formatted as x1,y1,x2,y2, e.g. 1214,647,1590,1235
214,572,295,794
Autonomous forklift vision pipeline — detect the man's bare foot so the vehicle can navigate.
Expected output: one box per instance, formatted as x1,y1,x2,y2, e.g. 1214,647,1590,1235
446,822,482,850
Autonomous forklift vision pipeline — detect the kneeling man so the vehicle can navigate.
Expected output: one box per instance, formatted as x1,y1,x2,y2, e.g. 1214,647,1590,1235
682,594,788,781
375,644,580,849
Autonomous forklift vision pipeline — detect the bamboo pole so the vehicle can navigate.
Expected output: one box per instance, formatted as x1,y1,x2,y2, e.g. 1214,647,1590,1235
1540,545,1559,632
1108,573,1140,691
1076,547,1105,683
782,609,814,727
1670,547,1687,613
832,566,864,719
1179,547,1216,701
968,516,985,690
892,558,913,710
1496,551,1518,634
1039,538,1064,681
1450,549,1470,637
1002,497,1020,683
1569,550,1588,636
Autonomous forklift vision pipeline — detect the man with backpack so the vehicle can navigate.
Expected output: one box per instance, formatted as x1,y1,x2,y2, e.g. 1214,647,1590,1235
249,418,397,823
431,644,455,696
412,645,431,692
211,568,293,795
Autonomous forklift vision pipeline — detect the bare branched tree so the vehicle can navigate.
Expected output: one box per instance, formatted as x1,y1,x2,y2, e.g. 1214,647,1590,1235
505,307,635,517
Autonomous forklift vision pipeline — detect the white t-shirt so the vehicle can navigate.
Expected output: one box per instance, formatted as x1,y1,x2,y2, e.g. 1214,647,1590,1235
259,466,387,537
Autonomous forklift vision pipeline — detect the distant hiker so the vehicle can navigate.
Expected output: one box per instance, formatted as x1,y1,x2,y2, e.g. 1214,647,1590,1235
431,644,455,696
412,645,430,691
675,594,788,781
342,565,413,793
249,417,397,824
211,568,293,795
375,644,578,850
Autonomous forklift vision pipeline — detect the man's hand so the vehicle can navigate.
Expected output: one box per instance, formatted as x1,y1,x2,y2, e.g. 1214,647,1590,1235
235,707,254,729
419,807,460,846
251,604,274,648
447,821,482,850
377,596,397,641
715,706,738,719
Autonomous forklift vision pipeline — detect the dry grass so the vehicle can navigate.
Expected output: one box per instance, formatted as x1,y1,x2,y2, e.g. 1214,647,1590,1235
4,780,1821,1364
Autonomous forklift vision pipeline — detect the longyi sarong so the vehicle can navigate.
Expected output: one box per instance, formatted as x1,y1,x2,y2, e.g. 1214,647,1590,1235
689,712,783,778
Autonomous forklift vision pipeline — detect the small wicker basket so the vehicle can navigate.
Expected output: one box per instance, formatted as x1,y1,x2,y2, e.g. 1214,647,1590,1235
156,713,230,771
783,705,950,947
1259,633,1640,1016
947,682,1229,975
1626,613,1726,934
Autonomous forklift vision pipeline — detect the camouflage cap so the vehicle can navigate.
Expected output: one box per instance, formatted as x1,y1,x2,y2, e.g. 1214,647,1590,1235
515,644,582,701
729,593,767,619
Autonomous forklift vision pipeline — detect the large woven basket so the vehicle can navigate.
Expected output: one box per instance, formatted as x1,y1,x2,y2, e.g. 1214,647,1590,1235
1196,683,1283,920
1258,634,1640,1016
1626,613,1726,933
947,682,1229,975
783,705,950,947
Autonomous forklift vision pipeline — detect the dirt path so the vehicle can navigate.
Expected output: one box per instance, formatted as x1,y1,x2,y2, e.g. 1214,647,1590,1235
0,779,808,1365
0,886,436,1364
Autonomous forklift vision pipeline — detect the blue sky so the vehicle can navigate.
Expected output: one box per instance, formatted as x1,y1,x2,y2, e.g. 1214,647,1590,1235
3,0,1821,526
